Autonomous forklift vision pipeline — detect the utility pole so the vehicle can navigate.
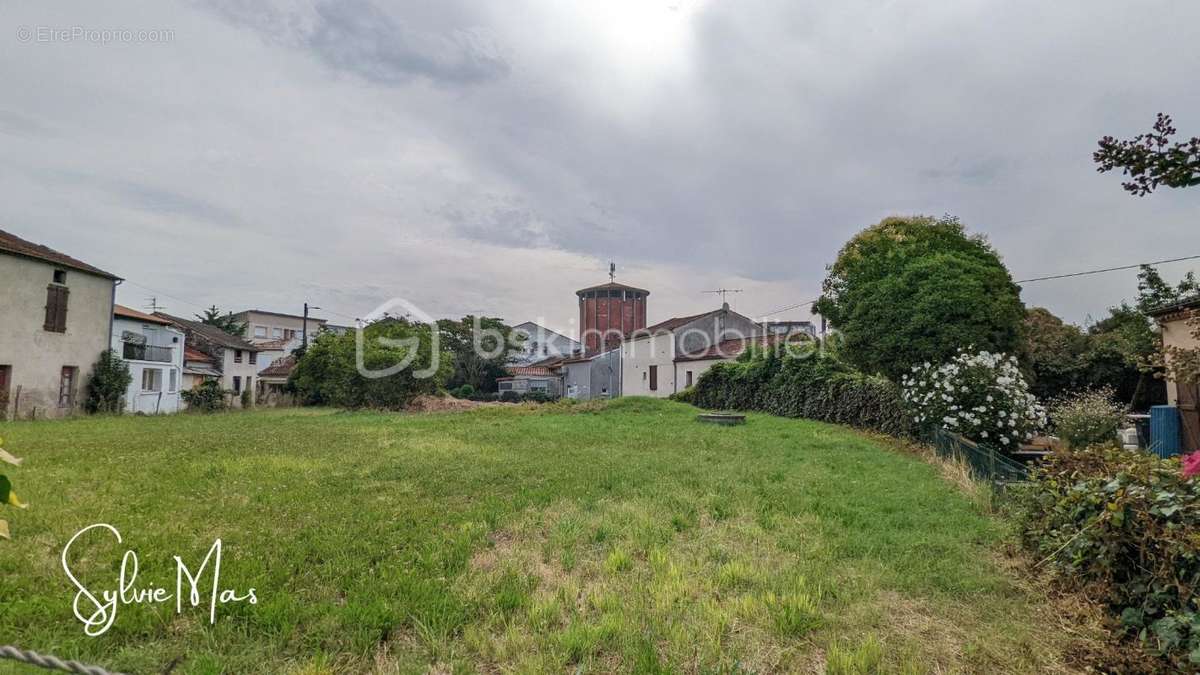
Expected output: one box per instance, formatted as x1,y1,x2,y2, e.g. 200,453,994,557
303,302,320,351
145,296,165,313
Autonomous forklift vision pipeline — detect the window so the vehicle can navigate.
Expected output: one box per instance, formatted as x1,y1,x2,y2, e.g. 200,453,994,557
254,326,268,338
284,329,296,340
168,369,178,393
530,380,549,392
232,376,241,393
249,351,257,365
498,381,513,391
58,366,78,407
234,349,243,363
686,370,693,387
53,269,67,284
272,327,282,338
141,368,163,392
44,284,69,333
649,365,658,391
245,376,252,394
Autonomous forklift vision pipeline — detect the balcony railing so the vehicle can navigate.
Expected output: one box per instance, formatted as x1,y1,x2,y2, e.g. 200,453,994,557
123,342,173,363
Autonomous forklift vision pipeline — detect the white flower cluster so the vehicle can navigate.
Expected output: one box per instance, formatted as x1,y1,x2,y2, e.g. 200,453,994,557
900,349,1045,447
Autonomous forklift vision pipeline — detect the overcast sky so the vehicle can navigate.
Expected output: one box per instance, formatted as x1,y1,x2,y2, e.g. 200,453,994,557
2,0,1198,334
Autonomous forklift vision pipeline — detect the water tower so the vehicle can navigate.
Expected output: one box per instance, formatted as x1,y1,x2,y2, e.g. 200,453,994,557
576,265,648,354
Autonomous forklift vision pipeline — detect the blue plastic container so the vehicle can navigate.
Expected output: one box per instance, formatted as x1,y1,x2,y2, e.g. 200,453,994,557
1150,405,1182,458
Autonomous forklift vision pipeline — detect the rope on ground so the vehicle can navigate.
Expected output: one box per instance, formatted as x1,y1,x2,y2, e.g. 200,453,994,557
0,645,125,675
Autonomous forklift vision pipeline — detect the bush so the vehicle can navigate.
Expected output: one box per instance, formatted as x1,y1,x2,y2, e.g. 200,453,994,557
84,350,132,414
181,380,228,413
499,390,521,403
453,384,475,399
691,345,914,438
1049,387,1125,449
240,388,253,409
901,350,1045,448
1013,446,1200,668
290,319,451,409
521,391,554,403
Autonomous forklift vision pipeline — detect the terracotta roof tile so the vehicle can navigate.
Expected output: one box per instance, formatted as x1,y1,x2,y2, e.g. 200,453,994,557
0,228,120,279
114,304,174,326
259,355,297,378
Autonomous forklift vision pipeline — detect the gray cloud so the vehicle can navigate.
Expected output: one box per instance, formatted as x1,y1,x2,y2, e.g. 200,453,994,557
0,0,1197,331
202,0,509,85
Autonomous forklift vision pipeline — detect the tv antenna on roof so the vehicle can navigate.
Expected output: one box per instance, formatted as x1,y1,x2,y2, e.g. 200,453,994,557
145,296,165,313
609,261,616,283
704,288,743,304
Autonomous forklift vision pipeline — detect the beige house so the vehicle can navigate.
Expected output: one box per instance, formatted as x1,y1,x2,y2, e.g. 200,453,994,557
1150,297,1200,452
0,228,120,419
232,309,325,345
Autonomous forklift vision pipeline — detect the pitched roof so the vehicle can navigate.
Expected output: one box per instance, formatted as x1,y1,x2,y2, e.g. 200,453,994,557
0,228,120,279
259,355,297,378
114,304,174,326
637,310,719,336
184,347,214,363
155,313,260,351
1147,295,1200,318
253,338,293,351
675,333,794,363
575,281,650,296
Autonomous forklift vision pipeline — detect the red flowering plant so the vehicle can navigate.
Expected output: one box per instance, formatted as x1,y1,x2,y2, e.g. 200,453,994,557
1183,450,1200,479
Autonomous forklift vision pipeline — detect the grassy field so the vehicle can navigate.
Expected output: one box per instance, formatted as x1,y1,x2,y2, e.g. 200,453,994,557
0,398,1083,674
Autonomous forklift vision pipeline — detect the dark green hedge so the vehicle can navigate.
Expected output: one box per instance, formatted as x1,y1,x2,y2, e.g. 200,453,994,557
686,346,914,438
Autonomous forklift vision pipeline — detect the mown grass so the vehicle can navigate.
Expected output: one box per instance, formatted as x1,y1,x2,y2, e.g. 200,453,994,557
0,398,1082,673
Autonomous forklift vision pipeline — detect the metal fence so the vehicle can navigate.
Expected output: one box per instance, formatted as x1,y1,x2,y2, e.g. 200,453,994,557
929,428,1029,483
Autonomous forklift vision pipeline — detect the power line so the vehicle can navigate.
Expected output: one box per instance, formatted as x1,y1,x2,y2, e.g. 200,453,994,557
1016,253,1200,284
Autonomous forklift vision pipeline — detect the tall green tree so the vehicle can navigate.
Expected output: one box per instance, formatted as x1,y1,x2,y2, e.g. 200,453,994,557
814,215,1024,380
84,349,132,414
437,316,521,393
1095,113,1200,196
196,305,247,337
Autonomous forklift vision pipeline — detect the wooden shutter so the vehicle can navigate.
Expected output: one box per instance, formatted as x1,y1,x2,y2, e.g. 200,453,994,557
44,285,69,332
55,286,69,331
1179,383,1200,453
649,365,658,391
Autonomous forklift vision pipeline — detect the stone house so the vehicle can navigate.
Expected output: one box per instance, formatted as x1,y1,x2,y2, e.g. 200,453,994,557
621,304,760,398
0,228,120,419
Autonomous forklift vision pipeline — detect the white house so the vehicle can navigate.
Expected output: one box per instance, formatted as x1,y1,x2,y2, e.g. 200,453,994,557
112,305,185,414
621,305,761,398
510,322,581,365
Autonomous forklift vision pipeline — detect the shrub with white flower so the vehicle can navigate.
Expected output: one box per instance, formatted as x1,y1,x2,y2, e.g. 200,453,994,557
900,350,1046,448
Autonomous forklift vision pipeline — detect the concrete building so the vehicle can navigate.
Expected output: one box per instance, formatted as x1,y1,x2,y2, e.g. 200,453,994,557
1149,296,1200,452
0,228,120,419
621,305,760,398
232,309,326,346
562,347,621,400
764,320,817,339
511,321,580,365
157,313,262,407
112,305,185,414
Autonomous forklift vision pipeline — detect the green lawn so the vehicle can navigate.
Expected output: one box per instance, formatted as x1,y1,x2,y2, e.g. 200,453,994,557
0,398,1079,673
